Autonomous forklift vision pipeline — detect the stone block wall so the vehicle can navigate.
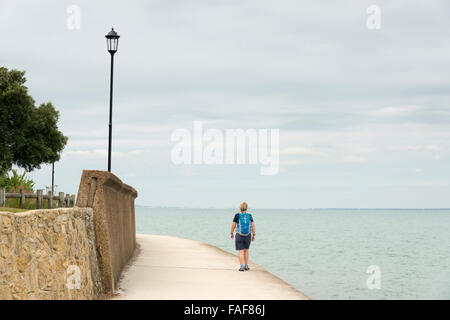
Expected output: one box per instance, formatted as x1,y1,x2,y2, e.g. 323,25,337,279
0,208,102,300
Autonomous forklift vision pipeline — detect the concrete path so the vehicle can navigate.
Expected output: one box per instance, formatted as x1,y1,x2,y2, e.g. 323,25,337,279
112,234,309,300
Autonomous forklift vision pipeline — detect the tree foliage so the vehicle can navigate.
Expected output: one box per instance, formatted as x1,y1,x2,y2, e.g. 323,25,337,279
0,67,68,174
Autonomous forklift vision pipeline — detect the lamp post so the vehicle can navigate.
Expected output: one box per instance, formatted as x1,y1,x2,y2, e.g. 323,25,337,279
51,162,55,195
105,27,120,173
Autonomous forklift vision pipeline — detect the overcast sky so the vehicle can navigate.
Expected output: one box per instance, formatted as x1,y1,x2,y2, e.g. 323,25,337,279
1,0,450,208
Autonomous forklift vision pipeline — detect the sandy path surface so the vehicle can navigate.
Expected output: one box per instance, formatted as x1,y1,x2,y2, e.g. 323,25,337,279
112,234,309,300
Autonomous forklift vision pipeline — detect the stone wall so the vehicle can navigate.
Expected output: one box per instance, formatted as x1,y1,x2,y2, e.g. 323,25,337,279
0,208,102,300
76,170,137,293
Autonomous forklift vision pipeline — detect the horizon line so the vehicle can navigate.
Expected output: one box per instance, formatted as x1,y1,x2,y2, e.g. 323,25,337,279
134,205,450,210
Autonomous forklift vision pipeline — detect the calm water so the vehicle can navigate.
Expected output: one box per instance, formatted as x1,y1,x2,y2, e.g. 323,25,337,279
135,207,450,300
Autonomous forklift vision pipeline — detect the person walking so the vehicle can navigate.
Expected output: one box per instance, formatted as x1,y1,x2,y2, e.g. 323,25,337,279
230,202,255,271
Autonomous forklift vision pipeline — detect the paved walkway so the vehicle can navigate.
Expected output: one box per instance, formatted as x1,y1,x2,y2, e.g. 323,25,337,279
112,234,309,300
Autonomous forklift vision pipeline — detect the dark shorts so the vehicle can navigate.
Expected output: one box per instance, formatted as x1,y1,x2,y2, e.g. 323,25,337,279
235,233,251,251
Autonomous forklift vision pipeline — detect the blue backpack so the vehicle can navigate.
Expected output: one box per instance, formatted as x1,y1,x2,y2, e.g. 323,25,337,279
237,213,251,236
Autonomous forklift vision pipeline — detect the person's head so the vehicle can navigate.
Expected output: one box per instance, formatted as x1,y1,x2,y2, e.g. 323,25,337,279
240,202,248,212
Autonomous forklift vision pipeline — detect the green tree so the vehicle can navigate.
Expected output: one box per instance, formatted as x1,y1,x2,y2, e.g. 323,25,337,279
0,67,68,174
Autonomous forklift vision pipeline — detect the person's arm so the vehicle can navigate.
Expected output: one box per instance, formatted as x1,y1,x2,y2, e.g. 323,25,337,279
251,222,255,241
230,222,236,239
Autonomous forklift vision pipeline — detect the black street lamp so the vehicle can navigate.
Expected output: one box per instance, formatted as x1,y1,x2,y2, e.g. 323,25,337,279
105,27,120,173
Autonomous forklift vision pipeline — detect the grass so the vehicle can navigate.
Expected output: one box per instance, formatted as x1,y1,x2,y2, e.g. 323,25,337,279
0,207,28,213
4,198,51,210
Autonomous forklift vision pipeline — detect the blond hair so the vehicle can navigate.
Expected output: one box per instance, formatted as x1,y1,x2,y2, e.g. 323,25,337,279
239,202,248,212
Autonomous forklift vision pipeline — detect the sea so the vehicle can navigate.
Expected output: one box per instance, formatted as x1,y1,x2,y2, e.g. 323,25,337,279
135,207,450,300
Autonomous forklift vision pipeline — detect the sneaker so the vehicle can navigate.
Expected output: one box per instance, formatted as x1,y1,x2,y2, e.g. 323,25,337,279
244,265,250,271
239,266,245,271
